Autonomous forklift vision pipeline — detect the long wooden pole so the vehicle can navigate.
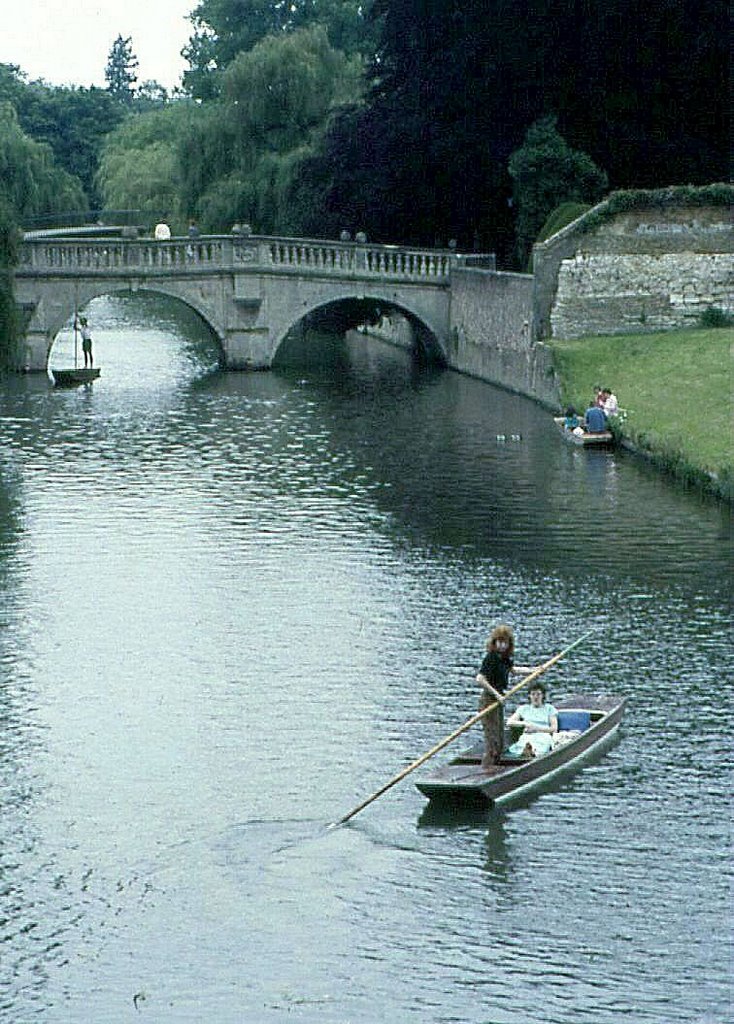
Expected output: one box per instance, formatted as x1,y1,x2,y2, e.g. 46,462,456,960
329,630,595,828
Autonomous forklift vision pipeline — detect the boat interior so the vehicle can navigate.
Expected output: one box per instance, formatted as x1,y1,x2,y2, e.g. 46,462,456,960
454,707,606,767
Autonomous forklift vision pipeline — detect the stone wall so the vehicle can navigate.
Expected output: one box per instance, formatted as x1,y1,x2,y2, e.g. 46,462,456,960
533,201,734,340
446,268,560,406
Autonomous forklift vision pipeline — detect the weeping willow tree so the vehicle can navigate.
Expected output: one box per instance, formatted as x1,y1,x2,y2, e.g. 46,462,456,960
95,25,363,234
0,104,87,368
95,102,201,219
0,102,88,221
182,25,363,232
0,196,19,369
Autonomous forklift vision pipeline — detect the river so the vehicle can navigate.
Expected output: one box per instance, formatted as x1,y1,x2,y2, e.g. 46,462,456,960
1,293,731,1023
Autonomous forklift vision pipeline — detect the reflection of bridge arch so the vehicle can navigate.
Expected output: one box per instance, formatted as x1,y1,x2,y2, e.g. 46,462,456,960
15,234,454,372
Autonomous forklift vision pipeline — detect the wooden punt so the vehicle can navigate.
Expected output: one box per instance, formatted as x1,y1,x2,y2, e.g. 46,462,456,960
554,416,614,446
415,693,626,808
51,368,101,387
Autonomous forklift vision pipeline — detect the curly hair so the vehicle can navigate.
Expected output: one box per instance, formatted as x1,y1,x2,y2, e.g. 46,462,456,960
486,624,515,655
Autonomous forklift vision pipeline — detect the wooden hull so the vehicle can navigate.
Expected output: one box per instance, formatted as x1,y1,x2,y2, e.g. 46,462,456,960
554,417,613,446
415,694,626,807
52,368,101,387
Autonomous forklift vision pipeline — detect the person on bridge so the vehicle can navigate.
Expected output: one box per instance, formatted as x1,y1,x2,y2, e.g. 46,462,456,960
76,316,93,368
154,220,171,241
476,625,537,768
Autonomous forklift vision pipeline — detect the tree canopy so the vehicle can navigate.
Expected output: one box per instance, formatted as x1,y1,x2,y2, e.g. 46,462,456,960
0,64,123,206
180,26,363,231
0,0,727,268
182,0,375,98
509,117,607,267
0,103,87,219
300,0,729,260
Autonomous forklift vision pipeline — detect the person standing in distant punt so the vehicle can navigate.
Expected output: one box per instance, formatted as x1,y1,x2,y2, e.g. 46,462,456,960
476,625,537,768
75,315,93,368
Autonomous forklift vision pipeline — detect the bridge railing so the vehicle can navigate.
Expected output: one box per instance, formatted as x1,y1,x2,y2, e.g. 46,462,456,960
18,234,457,282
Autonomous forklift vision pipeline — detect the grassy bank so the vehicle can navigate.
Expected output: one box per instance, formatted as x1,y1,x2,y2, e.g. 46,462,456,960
549,327,734,500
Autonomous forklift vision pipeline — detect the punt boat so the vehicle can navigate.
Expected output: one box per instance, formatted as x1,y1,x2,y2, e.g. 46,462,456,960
415,693,626,808
51,368,101,387
554,416,614,446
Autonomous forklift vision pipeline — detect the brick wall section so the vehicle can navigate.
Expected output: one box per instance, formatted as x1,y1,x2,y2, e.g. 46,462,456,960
533,203,734,340
447,267,561,406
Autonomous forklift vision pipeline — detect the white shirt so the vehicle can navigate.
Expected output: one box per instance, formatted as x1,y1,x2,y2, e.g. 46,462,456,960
154,222,171,240
603,393,619,416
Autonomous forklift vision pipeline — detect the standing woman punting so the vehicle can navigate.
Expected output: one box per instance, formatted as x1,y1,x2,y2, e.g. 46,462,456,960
476,624,537,768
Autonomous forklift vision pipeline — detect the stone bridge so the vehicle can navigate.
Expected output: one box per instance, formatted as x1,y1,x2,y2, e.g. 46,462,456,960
15,234,464,371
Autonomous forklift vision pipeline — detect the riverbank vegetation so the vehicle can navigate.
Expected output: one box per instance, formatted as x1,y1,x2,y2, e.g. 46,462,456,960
550,327,734,500
0,198,19,370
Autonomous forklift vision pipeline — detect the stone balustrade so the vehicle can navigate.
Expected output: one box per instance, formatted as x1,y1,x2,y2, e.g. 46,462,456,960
19,235,454,282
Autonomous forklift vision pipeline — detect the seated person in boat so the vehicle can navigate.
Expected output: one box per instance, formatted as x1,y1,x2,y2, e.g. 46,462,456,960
583,402,608,434
563,405,580,430
506,682,558,758
601,388,619,417
476,624,536,768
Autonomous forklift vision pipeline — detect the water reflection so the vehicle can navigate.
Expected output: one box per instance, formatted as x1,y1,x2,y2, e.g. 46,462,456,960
0,300,731,1023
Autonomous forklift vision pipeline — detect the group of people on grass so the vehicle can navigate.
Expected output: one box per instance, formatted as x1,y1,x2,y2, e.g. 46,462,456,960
564,385,619,435
476,624,557,767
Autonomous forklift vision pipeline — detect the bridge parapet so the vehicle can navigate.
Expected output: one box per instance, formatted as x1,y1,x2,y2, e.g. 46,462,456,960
19,234,453,283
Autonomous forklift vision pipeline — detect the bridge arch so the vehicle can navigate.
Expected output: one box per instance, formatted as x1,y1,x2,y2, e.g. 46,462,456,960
270,293,447,366
26,281,226,372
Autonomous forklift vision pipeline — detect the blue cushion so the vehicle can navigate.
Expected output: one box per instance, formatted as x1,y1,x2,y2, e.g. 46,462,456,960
557,710,591,732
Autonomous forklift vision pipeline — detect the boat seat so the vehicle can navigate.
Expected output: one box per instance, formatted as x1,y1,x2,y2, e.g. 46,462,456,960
557,710,591,732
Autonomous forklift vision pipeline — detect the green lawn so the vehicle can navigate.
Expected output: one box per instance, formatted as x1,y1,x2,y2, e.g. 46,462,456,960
549,327,733,494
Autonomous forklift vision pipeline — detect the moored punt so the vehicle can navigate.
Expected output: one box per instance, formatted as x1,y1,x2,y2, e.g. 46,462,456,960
554,416,614,446
415,693,626,807
51,368,101,387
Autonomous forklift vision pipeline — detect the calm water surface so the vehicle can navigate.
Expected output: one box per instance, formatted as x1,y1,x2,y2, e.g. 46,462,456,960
1,294,732,1023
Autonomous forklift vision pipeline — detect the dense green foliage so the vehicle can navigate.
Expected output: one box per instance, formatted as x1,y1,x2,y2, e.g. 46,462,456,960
183,0,375,98
95,103,200,219
536,202,591,245
299,0,728,260
0,0,727,264
0,103,88,218
508,117,607,266
0,65,123,206
0,197,19,370
97,27,361,233
550,328,734,498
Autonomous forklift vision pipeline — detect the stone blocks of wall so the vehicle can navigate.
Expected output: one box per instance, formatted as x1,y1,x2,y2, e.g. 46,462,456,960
447,268,561,407
552,252,734,338
533,201,734,341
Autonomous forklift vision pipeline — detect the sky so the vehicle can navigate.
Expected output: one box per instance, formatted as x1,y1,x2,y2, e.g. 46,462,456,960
0,0,195,92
